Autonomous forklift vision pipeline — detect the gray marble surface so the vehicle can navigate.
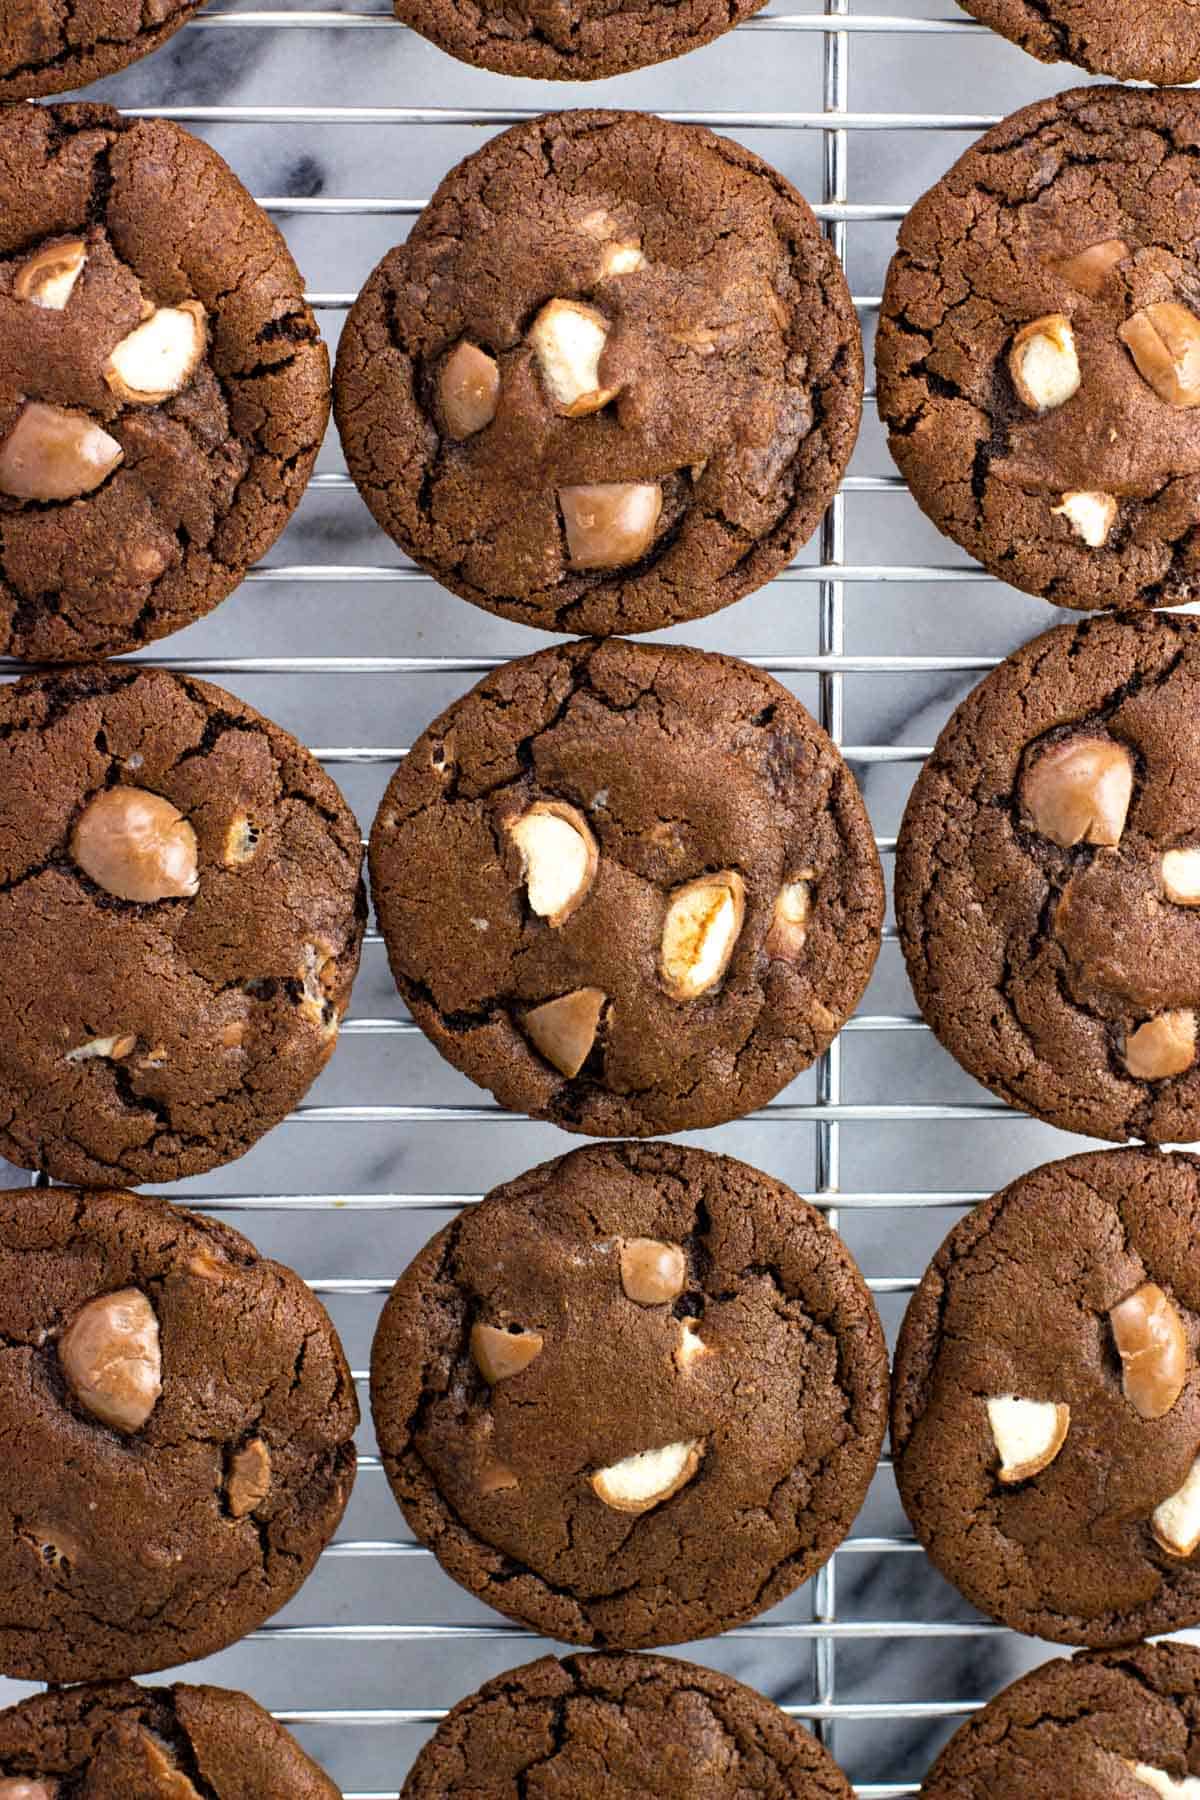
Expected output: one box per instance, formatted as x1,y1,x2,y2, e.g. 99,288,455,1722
2,4,1193,1794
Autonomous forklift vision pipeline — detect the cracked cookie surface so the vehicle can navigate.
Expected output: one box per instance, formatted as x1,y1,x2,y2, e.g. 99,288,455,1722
921,1642,1200,1797
403,1651,853,1795
0,103,329,662
958,1,1200,86
0,1676,341,1795
334,111,861,638
877,86,1200,614
896,614,1200,1143
0,1,202,100
894,1148,1200,1648
0,1185,357,1682
371,1141,888,1649
0,663,365,1186
369,638,883,1136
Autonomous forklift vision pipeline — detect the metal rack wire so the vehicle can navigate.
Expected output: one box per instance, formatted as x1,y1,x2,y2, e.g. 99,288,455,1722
6,4,1104,1795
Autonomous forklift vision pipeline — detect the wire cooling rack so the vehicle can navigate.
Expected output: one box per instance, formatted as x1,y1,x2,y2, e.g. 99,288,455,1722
3,3,1178,1795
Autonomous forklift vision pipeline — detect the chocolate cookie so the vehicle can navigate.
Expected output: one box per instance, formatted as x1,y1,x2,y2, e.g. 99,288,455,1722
0,1184,357,1682
0,103,329,662
0,662,365,1187
403,1652,853,1796
335,110,861,638
922,1644,1200,1798
893,1147,1200,1648
877,85,1200,615
0,1677,340,1796
957,2,1200,87
391,0,767,81
372,1141,888,1649
1,2,201,100
894,613,1200,1144
370,639,882,1137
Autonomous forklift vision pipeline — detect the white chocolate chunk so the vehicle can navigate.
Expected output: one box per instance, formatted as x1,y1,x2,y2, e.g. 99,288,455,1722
1163,849,1200,905
590,1439,703,1514
1125,1012,1197,1081
1152,1456,1200,1558
660,872,745,1000
1052,490,1117,548
508,802,598,927
674,1318,708,1370
0,402,122,502
560,481,662,570
522,987,605,1078
766,872,815,959
15,236,87,310
1010,314,1080,412
600,241,645,277
104,301,207,404
986,1394,1070,1484
65,1034,136,1065
530,298,617,416
1128,1762,1200,1797
439,341,500,439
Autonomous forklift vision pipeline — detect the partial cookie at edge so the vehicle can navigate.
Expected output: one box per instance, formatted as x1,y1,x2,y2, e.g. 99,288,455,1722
0,1677,341,1794
0,1185,357,1683
921,1641,1200,1796
894,1147,1200,1648
958,0,1200,87
0,662,365,1186
0,104,329,661
896,613,1200,1144
403,1652,854,1795
877,85,1200,614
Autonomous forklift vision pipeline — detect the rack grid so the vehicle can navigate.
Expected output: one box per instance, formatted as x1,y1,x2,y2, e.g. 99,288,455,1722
3,3,1139,1795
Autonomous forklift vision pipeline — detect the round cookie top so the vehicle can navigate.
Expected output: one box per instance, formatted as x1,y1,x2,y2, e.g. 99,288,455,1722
957,1,1200,87
369,639,883,1137
893,1147,1200,1649
335,111,861,638
0,104,329,662
403,1652,853,1796
877,86,1200,615
0,663,364,1187
391,0,767,81
0,2,201,99
0,1185,357,1682
922,1643,1200,1797
372,1141,888,1649
896,613,1200,1145
0,1678,340,1796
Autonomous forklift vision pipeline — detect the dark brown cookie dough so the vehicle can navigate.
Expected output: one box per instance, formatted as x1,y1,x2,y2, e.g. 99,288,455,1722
403,1652,853,1796
0,1677,341,1796
0,1184,357,1683
922,1642,1200,1797
0,0,201,100
335,111,861,638
958,1,1200,87
369,639,882,1137
391,0,767,82
895,613,1200,1144
877,85,1200,615
0,103,329,662
372,1141,888,1649
893,1147,1200,1649
0,662,365,1187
